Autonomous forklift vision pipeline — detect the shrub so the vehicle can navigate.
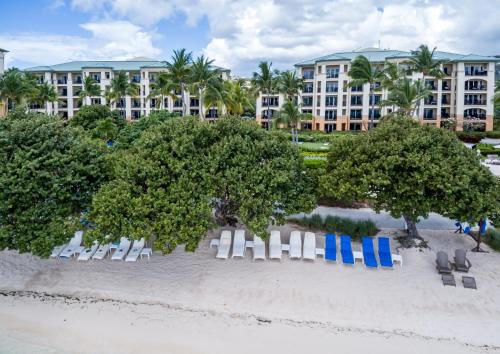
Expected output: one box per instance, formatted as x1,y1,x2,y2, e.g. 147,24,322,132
456,131,484,143
304,159,326,169
485,131,500,139
485,228,500,252
288,213,378,240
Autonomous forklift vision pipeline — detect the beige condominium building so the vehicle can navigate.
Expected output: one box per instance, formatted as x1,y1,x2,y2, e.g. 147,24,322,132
256,48,499,132
0,48,8,117
24,59,230,120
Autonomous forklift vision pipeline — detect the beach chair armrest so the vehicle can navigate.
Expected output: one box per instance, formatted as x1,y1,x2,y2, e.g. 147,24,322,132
466,258,472,268
392,254,403,268
315,248,325,258
281,244,290,252
209,239,220,248
353,251,364,262
245,241,254,249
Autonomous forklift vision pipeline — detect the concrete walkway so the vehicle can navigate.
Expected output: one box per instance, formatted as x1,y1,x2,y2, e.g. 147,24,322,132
290,206,457,230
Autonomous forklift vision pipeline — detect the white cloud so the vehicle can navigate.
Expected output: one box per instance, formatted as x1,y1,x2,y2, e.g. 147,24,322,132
1,20,161,68
3,0,500,75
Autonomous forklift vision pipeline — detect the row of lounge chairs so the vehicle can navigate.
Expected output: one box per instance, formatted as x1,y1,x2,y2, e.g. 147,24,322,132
211,230,403,268
50,232,151,262
436,249,476,289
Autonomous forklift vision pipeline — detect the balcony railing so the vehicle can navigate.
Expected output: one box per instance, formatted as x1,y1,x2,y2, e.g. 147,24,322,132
465,69,487,76
465,114,486,119
441,98,449,104
302,72,314,80
465,85,487,91
57,78,67,85
464,99,487,105
74,78,83,84
442,84,450,91
303,86,314,93
424,99,437,105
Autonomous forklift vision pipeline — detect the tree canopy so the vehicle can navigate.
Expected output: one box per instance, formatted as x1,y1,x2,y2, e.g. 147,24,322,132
88,116,316,253
0,111,109,256
70,104,125,131
320,117,500,238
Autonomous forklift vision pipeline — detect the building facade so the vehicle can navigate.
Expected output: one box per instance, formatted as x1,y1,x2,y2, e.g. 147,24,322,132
24,59,230,121
256,48,499,132
0,48,7,117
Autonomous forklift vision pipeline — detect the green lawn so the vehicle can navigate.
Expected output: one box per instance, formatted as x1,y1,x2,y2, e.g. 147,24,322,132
298,142,331,152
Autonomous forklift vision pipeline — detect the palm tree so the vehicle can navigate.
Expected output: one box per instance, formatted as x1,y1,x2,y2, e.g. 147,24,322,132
407,44,445,78
79,76,101,106
274,100,310,143
223,79,254,117
190,55,221,120
34,82,58,113
381,77,430,117
348,55,384,129
381,62,406,90
0,68,35,112
276,70,303,101
148,72,176,110
494,81,500,106
165,49,193,117
107,72,139,116
252,61,278,130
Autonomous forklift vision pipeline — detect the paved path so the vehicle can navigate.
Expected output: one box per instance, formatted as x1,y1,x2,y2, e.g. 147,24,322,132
290,206,457,230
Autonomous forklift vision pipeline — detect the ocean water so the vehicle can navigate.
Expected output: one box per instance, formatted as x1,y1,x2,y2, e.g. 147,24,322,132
0,332,60,354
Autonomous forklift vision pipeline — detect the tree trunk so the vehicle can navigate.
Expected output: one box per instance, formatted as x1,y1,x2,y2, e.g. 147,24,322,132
369,86,375,130
214,198,238,226
403,214,420,239
267,91,271,130
199,87,204,121
181,83,188,117
291,127,294,143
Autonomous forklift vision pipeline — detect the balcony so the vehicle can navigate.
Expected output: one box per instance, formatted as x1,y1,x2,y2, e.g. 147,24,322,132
131,76,141,83
351,85,363,92
303,85,314,93
464,99,487,105
349,110,362,120
262,97,279,107
441,97,450,105
442,84,451,91
326,68,339,79
302,71,314,80
465,68,487,76
57,78,68,85
424,98,437,105
74,77,83,84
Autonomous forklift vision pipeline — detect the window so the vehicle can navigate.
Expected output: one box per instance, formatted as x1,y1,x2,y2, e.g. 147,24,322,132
349,123,362,131
351,85,363,92
190,98,200,107
317,82,321,93
326,66,339,78
325,110,337,120
302,69,314,80
262,96,279,106
368,108,381,119
350,109,362,119
423,108,435,120
303,82,313,93
351,96,363,106
105,72,110,80
302,96,313,107
326,81,338,93
425,80,436,90
302,109,312,114
317,66,322,74
369,95,381,105
324,123,337,133
325,96,337,107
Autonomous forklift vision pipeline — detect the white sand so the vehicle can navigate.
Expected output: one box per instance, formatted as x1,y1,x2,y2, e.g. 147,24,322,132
1,225,500,354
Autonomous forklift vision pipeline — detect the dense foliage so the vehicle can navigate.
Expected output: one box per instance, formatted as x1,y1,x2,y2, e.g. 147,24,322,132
320,117,500,238
88,116,317,253
70,105,125,131
0,111,109,256
288,214,378,240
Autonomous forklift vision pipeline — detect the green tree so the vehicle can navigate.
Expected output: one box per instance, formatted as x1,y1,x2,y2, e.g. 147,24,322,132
165,49,193,117
147,72,176,110
107,72,139,117
252,61,278,130
0,68,35,111
276,70,303,101
70,105,124,131
0,111,109,257
190,55,221,120
273,99,311,143
214,79,254,117
381,77,430,117
320,117,500,240
88,116,316,253
78,76,101,106
348,55,384,129
407,44,445,78
33,82,58,113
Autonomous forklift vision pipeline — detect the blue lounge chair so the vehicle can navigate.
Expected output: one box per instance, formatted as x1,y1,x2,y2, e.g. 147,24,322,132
362,237,378,268
325,233,337,262
340,235,354,265
378,237,394,268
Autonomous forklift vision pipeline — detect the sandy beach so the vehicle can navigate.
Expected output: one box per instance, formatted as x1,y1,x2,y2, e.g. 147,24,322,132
1,224,500,354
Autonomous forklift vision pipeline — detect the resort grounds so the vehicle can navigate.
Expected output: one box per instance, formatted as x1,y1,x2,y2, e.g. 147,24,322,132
1,214,500,353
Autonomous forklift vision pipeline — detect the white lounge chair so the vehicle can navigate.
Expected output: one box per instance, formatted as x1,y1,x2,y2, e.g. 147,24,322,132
303,232,316,261
125,238,145,262
58,231,83,258
232,230,246,258
50,244,67,258
77,241,100,261
269,231,282,260
92,243,111,260
253,235,266,260
111,237,131,260
289,231,302,259
216,230,232,259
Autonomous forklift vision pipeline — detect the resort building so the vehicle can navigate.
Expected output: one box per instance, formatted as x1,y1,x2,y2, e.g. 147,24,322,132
256,48,499,132
24,59,230,120
0,48,7,117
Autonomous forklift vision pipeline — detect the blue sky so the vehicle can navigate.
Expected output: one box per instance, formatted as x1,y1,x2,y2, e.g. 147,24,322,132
1,0,499,76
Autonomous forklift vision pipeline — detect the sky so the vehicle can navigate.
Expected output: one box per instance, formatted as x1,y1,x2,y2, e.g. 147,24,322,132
1,0,499,76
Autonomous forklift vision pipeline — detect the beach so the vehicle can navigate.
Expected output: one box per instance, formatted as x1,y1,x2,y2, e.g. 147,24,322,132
1,225,500,354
